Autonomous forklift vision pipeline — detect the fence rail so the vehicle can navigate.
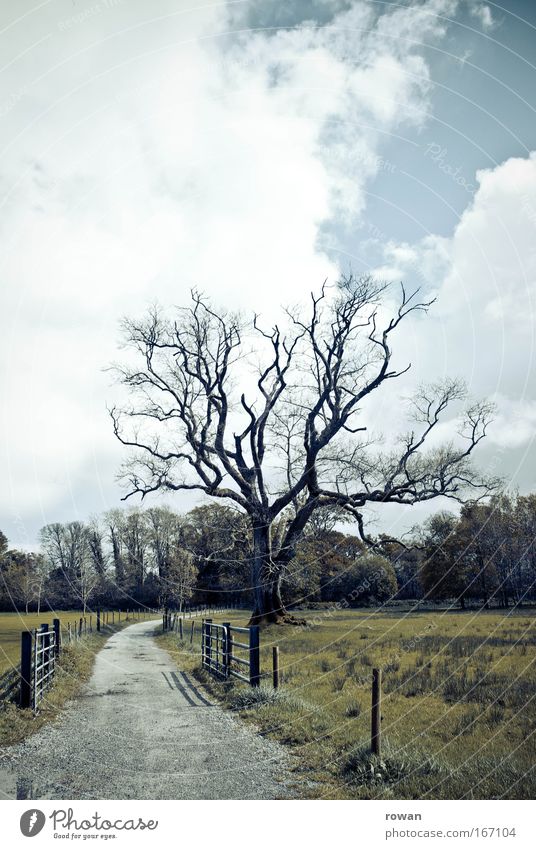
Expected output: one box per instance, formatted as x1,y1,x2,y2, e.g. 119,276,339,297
11,609,158,713
201,619,260,687
32,625,57,710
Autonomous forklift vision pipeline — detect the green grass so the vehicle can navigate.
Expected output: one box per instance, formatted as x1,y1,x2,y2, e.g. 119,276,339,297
157,607,536,800
0,609,146,676
0,610,160,746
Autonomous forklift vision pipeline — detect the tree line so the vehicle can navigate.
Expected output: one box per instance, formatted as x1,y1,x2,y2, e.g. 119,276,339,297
1,492,534,614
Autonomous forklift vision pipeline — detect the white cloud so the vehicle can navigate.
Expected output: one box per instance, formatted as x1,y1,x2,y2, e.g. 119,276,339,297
0,0,499,543
373,152,536,475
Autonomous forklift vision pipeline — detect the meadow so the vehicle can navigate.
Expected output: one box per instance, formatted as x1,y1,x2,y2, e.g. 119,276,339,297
0,609,141,676
158,606,536,800
0,609,160,745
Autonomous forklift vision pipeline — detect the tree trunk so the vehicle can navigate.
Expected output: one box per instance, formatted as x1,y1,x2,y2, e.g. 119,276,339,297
248,522,288,625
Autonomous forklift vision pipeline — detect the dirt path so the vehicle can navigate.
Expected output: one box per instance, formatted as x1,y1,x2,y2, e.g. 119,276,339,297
0,620,293,800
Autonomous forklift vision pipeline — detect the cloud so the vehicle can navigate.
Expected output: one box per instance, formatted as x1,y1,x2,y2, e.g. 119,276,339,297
0,0,499,544
468,2,495,30
373,152,536,481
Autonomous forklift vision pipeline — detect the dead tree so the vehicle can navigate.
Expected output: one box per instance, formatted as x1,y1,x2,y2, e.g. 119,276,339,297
110,276,498,623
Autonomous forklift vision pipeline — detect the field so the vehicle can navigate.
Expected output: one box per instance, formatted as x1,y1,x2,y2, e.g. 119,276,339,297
159,606,536,800
0,610,160,746
0,609,147,676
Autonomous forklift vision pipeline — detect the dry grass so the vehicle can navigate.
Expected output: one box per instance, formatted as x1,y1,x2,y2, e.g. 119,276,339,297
0,610,146,675
0,612,159,746
157,607,536,800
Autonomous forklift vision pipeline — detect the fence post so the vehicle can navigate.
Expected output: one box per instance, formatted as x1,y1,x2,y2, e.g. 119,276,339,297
41,623,50,687
97,610,101,632
68,622,72,643
206,618,212,671
179,618,183,640
371,668,382,757
112,611,115,625
272,645,280,689
190,621,195,644
250,625,260,687
20,631,32,708
53,618,61,657
222,622,231,679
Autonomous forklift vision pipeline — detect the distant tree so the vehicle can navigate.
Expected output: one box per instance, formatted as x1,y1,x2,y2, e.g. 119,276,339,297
87,519,108,577
112,278,497,623
2,550,38,613
181,505,249,606
166,548,198,611
379,535,423,600
514,493,536,603
120,508,149,598
420,512,469,607
332,552,397,606
40,521,99,611
104,509,126,587
0,530,8,560
145,506,197,609
453,502,500,607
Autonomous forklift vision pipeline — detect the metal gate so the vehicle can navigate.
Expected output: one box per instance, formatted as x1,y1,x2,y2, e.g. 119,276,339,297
201,619,260,687
20,621,60,712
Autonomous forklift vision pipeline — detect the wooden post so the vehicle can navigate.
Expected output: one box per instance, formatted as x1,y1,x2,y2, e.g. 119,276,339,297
97,610,101,632
53,618,61,657
179,618,183,640
272,645,280,689
68,622,72,643
190,620,195,644
20,631,32,708
250,625,260,687
371,668,382,757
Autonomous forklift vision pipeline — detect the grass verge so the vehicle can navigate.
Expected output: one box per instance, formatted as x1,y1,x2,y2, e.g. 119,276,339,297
156,607,536,800
0,621,137,746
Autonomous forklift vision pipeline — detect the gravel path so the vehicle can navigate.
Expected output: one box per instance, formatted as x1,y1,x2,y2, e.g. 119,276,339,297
0,620,293,800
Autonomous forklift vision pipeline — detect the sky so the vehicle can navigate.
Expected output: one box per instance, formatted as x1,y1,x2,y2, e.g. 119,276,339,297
0,0,535,548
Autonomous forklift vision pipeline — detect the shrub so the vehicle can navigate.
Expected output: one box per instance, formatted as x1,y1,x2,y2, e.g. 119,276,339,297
342,739,443,787
332,673,347,692
345,700,362,717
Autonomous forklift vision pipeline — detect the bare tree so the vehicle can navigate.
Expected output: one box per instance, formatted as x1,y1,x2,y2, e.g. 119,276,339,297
111,276,498,623
104,509,126,586
40,521,99,612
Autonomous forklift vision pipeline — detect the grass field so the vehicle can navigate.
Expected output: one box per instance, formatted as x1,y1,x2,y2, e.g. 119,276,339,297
0,610,160,746
0,609,151,676
158,606,536,800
